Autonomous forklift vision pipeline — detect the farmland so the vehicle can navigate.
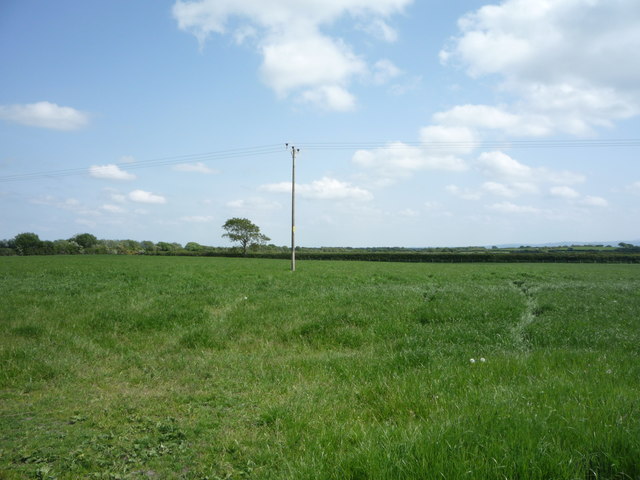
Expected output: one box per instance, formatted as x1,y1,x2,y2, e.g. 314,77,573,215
1,256,639,479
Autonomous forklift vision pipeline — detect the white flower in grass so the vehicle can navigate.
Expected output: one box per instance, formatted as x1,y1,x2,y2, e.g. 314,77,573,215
480,357,486,363
469,358,476,364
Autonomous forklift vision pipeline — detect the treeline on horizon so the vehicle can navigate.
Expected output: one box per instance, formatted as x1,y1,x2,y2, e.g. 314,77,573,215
2,232,640,263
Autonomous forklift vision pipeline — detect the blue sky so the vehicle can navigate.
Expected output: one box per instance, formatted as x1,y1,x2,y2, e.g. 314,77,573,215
1,0,639,247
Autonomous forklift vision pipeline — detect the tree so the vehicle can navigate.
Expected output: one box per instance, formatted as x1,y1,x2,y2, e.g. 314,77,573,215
222,218,270,256
157,242,181,252
70,233,98,250
53,239,83,255
185,242,203,252
13,232,42,255
140,241,156,253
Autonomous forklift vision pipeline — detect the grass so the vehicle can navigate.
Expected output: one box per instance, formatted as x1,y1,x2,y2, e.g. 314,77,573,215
0,256,639,479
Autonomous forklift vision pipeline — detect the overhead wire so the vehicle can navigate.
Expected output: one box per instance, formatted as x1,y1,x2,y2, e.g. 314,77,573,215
301,138,640,150
1,139,639,183
0,144,284,183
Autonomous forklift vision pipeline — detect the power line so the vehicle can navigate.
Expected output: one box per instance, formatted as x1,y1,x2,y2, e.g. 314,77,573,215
1,139,639,183
301,138,640,150
0,144,283,183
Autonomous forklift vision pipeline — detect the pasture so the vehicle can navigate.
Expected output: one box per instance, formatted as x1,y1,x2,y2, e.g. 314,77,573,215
1,256,639,479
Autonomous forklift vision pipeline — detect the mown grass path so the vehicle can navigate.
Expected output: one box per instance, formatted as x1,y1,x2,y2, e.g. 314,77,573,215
1,256,639,479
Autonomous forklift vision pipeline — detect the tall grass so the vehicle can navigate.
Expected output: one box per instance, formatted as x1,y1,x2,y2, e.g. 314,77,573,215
1,256,639,479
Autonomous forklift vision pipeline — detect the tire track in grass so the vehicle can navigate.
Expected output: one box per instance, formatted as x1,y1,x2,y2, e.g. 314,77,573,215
510,279,539,350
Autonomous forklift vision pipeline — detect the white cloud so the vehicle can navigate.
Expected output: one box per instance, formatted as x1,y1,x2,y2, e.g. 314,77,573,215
445,185,482,201
128,190,167,204
372,59,402,85
420,125,478,155
261,30,365,98
477,151,584,185
227,197,282,210
477,151,532,181
173,0,412,110
173,162,218,174
0,101,89,130
488,201,541,214
580,195,608,207
550,186,580,199
261,176,373,201
434,104,519,131
102,204,126,213
89,164,136,181
482,181,517,198
300,85,358,112
359,18,398,42
30,196,100,216
441,0,640,135
181,215,215,222
353,142,467,184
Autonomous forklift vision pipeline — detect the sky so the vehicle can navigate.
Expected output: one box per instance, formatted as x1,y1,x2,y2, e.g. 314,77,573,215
1,0,639,248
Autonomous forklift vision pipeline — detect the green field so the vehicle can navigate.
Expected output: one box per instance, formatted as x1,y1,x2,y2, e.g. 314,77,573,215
1,256,639,479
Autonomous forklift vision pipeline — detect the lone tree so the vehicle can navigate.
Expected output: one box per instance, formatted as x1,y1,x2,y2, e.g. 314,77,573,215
222,218,270,256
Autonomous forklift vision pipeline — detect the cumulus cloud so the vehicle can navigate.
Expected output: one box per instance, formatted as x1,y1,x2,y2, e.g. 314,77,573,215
445,185,482,201
440,0,640,135
102,204,126,213
89,164,136,181
482,181,520,198
359,18,398,42
173,162,218,174
420,125,478,155
580,195,608,207
353,142,467,184
550,186,580,199
432,104,550,137
476,151,532,181
128,190,167,204
173,0,412,110
300,85,358,112
444,152,588,202
477,151,584,185
434,104,519,131
0,101,89,130
261,176,373,201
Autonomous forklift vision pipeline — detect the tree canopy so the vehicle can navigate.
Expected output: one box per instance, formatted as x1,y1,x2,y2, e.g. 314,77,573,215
222,218,270,255
70,233,98,249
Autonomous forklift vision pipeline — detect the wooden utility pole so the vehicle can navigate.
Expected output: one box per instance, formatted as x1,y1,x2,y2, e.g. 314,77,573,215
290,145,298,272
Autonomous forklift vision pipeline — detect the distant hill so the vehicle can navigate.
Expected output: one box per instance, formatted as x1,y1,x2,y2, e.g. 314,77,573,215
494,240,640,248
